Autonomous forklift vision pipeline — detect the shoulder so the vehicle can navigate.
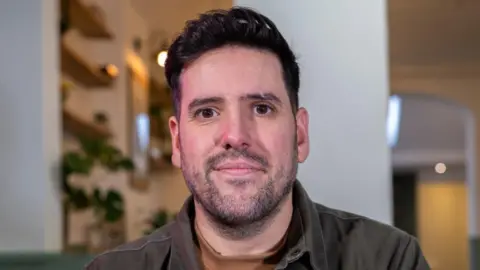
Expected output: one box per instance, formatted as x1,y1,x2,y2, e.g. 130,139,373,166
315,202,409,241
84,221,176,270
314,203,429,269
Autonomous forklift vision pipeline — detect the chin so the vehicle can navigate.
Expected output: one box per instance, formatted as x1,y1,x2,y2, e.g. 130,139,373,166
213,201,262,224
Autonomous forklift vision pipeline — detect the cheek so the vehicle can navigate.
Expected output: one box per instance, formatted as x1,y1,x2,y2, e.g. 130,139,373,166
179,127,213,160
258,122,296,160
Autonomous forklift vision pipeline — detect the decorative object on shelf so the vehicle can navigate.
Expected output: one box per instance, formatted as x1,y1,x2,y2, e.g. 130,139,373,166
60,41,115,88
100,64,119,78
133,37,143,54
61,137,135,253
143,209,177,235
93,111,109,126
60,0,113,39
60,0,71,35
61,79,75,104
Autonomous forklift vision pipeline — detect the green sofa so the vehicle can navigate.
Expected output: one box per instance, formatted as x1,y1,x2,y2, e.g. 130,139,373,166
0,253,94,270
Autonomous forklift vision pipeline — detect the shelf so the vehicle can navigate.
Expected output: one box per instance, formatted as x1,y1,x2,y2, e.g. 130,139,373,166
149,155,174,172
62,0,113,39
61,41,113,88
62,108,112,139
149,77,173,109
148,136,173,172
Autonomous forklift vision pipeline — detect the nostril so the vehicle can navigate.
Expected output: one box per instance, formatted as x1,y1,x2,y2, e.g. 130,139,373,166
224,143,233,150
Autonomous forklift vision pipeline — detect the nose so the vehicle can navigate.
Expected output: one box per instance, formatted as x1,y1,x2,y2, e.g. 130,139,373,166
218,112,253,150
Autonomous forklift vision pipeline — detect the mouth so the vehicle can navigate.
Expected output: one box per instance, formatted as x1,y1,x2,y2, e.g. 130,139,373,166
213,160,265,176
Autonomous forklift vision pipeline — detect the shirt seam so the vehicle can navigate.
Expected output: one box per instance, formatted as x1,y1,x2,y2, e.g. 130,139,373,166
84,236,172,268
317,209,365,221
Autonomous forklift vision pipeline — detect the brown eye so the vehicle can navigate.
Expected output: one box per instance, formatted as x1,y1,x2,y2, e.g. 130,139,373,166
254,104,273,115
195,108,218,119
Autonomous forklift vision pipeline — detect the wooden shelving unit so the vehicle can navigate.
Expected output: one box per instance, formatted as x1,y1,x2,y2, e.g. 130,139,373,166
148,136,173,172
150,77,173,109
62,0,113,39
60,0,116,253
147,77,174,171
61,41,113,88
62,108,112,139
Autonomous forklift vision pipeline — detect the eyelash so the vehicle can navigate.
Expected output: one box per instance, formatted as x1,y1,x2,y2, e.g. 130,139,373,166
192,103,276,119
253,103,276,114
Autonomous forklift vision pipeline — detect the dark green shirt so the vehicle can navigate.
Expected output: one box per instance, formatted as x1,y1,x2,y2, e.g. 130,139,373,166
85,180,430,270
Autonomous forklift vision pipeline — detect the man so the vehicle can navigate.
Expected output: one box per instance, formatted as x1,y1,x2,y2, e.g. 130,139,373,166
86,7,429,270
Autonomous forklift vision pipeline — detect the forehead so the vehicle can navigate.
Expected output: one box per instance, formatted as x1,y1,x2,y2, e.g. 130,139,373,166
179,46,287,102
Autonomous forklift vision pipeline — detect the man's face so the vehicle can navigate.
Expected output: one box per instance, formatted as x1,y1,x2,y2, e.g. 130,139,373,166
169,46,309,226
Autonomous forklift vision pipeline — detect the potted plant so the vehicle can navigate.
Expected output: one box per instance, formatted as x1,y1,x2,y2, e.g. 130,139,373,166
143,208,176,235
61,137,134,252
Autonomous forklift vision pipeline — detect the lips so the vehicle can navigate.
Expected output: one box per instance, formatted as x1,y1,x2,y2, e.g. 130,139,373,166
213,160,265,175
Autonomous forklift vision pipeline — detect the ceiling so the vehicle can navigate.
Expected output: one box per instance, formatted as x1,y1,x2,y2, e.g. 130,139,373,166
391,95,468,168
389,0,480,67
131,0,231,39
132,0,476,169
388,0,479,168
395,96,465,152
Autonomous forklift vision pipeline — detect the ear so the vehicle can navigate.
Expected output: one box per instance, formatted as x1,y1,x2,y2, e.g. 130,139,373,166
295,107,309,163
168,116,181,168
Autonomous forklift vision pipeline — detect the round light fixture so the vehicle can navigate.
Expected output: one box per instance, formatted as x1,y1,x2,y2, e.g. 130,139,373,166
434,163,447,174
157,51,168,67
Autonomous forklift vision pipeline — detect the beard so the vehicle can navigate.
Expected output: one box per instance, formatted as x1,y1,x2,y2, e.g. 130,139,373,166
180,140,298,239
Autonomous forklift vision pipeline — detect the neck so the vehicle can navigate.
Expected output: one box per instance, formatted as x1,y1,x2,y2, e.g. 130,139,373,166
194,193,293,257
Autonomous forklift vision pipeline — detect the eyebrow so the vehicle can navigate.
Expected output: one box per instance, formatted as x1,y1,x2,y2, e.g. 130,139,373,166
241,93,282,105
187,92,283,112
188,97,224,112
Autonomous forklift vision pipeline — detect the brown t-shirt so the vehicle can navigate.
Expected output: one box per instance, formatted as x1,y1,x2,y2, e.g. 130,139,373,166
194,222,287,270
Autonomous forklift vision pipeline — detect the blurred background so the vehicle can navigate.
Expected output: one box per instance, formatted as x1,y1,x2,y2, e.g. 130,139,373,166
0,0,478,269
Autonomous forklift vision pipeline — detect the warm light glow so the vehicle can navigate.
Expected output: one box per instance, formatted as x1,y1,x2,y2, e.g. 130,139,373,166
435,163,447,174
150,147,161,159
157,51,168,67
105,64,119,77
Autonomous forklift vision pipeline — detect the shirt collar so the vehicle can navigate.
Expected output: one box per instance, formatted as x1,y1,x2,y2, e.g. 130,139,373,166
286,180,328,270
173,180,328,270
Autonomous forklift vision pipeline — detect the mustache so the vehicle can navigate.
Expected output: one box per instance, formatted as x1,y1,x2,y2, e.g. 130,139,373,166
206,148,269,172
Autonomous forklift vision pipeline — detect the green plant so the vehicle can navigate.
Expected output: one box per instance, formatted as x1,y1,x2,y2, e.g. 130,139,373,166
62,137,134,223
93,111,109,125
144,209,176,235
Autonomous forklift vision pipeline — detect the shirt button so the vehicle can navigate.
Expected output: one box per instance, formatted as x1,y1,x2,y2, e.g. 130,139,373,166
290,249,301,257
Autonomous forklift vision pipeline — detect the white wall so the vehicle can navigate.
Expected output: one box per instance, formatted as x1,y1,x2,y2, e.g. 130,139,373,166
0,0,61,252
234,1,392,223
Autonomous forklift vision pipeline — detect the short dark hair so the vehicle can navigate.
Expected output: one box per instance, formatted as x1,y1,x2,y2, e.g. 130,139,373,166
164,6,300,116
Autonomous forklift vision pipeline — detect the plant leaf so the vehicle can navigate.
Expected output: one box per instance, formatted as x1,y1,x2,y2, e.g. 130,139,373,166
69,188,90,210
62,152,93,175
103,190,124,223
92,188,104,208
117,158,135,171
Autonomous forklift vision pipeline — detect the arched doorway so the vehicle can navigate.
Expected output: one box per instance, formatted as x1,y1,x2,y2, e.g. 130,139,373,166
390,93,474,270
